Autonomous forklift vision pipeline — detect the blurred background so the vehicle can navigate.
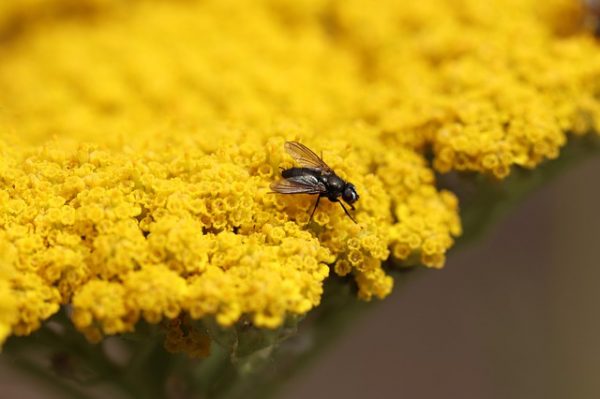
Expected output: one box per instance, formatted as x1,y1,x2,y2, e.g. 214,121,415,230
1,150,598,398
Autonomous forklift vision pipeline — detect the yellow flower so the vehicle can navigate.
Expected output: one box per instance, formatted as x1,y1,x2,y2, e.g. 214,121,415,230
0,238,19,345
0,0,598,350
71,280,132,342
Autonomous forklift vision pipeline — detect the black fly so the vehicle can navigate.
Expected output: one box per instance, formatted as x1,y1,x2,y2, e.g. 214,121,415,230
270,141,359,223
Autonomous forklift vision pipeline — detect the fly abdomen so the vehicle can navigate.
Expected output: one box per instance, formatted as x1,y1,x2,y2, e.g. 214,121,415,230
281,167,320,179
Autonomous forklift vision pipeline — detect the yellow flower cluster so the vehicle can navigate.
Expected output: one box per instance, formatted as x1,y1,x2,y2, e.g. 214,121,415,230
0,238,19,344
0,0,598,346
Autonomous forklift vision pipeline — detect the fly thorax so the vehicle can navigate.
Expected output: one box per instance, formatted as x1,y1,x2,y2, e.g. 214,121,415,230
327,176,344,192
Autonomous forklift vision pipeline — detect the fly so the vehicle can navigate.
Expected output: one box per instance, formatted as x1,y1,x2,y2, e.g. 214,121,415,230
270,141,359,223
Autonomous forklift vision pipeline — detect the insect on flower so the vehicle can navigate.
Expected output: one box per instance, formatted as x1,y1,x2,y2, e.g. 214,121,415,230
271,141,359,223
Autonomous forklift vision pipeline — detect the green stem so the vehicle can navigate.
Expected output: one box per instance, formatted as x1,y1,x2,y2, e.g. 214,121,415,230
8,356,92,399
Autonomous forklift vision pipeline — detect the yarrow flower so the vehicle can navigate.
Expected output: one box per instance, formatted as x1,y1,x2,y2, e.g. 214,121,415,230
0,0,599,357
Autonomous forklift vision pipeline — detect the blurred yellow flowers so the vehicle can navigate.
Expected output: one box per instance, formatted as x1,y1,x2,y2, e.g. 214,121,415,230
0,0,599,347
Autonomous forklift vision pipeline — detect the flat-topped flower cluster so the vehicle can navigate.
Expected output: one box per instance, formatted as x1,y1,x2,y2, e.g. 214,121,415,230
0,0,598,348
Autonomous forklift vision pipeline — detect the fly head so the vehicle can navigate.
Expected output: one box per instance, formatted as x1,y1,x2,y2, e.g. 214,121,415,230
342,183,359,205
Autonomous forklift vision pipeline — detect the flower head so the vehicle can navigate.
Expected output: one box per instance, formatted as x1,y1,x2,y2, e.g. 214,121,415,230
0,0,599,349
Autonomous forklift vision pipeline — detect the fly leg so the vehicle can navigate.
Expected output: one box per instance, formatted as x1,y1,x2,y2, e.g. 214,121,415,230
309,195,321,221
338,201,358,224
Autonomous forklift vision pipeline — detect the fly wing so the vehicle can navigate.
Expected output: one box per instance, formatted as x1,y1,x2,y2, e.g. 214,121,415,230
284,141,332,173
270,174,326,194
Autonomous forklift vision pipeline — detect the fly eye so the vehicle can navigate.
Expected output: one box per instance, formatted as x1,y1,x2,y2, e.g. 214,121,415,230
343,187,358,203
